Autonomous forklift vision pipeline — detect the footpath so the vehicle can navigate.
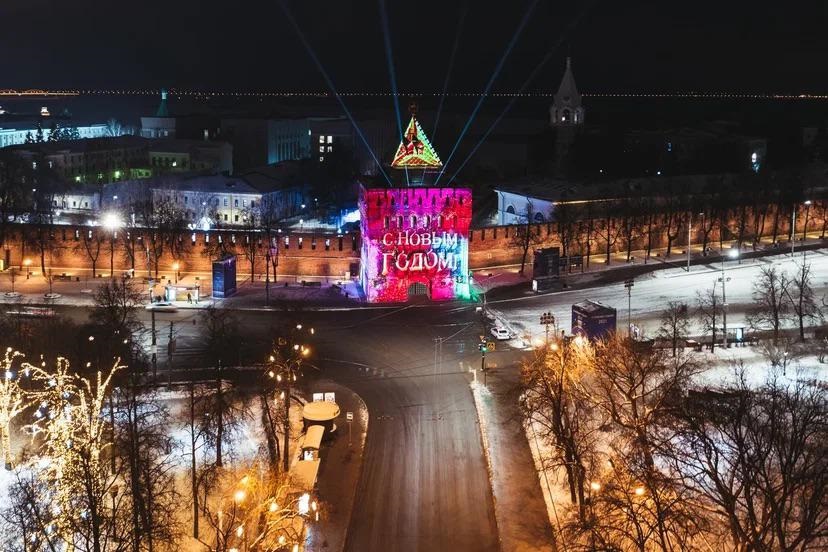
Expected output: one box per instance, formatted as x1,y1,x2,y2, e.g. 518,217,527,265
305,379,368,552
471,361,556,552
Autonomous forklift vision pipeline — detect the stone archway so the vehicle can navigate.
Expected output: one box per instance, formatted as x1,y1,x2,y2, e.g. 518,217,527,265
407,281,430,300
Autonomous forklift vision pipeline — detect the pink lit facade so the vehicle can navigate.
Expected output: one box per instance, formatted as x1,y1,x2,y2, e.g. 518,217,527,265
359,185,473,303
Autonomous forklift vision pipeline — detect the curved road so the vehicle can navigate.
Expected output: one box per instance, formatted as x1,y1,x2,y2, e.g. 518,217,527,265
319,306,499,552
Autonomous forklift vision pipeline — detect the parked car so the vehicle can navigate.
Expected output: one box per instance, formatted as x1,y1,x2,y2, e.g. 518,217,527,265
145,301,178,313
491,327,511,341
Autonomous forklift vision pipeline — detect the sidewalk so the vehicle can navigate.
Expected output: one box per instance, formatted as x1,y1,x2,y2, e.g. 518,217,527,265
470,369,556,551
0,271,368,310
484,239,828,302
305,379,368,552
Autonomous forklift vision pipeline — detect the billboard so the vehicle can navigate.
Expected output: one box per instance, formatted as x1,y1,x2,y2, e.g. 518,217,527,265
359,186,472,302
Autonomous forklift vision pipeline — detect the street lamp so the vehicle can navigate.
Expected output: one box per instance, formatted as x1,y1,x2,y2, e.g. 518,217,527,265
23,258,31,279
172,262,180,284
101,212,122,279
791,200,812,257
267,324,315,472
624,279,635,338
719,248,738,348
540,312,555,344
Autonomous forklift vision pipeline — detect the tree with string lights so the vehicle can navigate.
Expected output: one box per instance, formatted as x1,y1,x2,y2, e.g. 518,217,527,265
23,357,130,551
199,464,319,552
0,348,31,470
266,323,314,472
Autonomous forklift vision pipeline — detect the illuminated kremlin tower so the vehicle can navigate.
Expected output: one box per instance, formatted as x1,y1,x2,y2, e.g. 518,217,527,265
358,104,472,303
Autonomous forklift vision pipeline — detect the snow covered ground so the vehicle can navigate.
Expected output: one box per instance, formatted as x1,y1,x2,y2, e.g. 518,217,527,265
491,249,828,344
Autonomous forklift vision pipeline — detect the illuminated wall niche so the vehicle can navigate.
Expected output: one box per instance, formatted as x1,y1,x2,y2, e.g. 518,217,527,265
359,185,472,303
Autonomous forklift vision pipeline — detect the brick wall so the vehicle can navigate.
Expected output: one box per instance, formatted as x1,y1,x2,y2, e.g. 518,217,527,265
0,202,813,281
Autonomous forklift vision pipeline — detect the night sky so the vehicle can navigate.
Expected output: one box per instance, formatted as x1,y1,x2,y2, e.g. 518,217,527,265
1,0,826,94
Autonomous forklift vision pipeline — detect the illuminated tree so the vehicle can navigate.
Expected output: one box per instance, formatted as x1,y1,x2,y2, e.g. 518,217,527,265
25,358,129,551
199,464,318,552
520,337,597,516
0,348,31,469
266,322,314,472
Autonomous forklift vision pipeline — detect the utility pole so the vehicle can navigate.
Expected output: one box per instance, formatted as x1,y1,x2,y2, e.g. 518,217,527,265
719,259,731,349
791,203,797,257
478,336,488,385
283,371,291,472
167,321,175,388
687,216,692,272
624,279,635,338
151,310,157,380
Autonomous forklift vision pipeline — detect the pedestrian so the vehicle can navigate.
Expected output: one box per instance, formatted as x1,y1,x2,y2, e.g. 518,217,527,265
187,292,192,304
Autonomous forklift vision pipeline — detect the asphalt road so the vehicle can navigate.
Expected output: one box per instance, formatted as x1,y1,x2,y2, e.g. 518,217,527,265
322,305,499,552
37,302,501,552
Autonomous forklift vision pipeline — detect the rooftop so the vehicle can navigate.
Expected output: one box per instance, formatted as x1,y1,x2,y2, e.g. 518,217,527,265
148,173,259,195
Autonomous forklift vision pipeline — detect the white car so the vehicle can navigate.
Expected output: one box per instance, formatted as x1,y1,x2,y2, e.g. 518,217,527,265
145,301,178,313
491,327,511,341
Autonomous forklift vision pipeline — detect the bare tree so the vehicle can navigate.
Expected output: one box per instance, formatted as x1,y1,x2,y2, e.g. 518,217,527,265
658,301,690,357
199,307,249,468
747,265,790,344
673,372,828,551
785,260,819,341
75,228,107,279
696,285,722,351
510,201,544,275
116,384,181,551
520,341,597,518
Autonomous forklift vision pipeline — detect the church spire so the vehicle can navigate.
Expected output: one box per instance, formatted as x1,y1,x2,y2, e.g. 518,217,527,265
550,57,584,126
155,88,169,117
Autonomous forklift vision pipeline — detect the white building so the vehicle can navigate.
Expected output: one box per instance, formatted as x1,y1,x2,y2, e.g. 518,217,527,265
0,122,107,148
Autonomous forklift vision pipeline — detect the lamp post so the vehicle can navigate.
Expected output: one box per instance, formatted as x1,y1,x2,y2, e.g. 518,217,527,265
172,262,180,284
267,323,314,472
719,248,738,348
791,200,812,257
23,258,31,279
540,312,555,344
101,212,122,280
624,279,635,338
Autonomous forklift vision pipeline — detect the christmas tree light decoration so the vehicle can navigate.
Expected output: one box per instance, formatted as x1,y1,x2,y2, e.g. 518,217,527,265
390,114,443,169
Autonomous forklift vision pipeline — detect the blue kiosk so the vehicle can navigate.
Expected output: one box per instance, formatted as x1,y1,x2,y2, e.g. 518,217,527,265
212,256,237,298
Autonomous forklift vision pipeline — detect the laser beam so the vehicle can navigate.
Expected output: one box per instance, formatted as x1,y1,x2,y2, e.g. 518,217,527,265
432,0,468,140
277,0,391,185
379,0,408,185
435,0,539,186
448,3,595,184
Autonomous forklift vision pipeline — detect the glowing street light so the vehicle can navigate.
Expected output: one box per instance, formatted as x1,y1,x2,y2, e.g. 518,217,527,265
172,261,180,284
101,212,122,279
233,489,246,503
